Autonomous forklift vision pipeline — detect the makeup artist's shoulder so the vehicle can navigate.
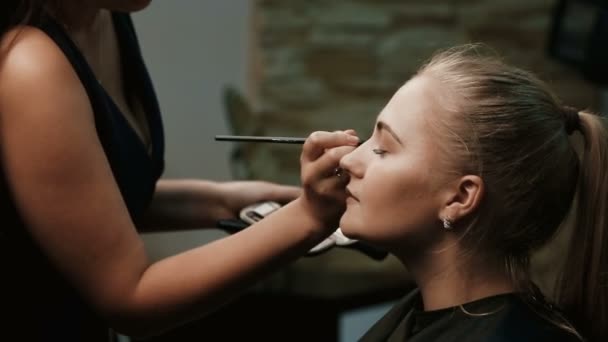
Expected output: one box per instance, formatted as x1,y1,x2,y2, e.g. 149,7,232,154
0,26,73,89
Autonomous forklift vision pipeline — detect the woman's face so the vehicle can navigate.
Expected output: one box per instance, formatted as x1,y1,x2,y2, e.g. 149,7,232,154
339,76,454,251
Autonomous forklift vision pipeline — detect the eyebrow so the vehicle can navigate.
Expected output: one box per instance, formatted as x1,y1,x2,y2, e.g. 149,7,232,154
376,120,403,145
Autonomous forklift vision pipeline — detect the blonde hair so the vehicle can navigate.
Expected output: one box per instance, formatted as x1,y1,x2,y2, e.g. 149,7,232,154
417,44,607,341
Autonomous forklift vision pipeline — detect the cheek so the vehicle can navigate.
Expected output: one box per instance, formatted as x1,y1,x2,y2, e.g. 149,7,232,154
341,165,438,244
364,163,430,213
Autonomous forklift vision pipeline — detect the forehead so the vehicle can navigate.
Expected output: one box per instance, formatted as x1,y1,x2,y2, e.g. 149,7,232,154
377,76,443,135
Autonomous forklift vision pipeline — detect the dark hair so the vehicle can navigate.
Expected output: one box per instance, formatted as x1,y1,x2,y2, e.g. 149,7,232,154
1,1,46,43
418,44,607,341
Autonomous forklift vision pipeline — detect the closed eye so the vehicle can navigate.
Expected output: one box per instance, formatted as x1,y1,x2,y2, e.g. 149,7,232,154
372,148,387,156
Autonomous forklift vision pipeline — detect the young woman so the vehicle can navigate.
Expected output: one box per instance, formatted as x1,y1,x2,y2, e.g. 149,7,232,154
0,1,358,340
326,45,606,341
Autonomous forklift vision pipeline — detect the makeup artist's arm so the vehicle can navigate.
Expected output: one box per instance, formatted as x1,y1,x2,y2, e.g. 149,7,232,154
137,179,300,232
0,29,355,337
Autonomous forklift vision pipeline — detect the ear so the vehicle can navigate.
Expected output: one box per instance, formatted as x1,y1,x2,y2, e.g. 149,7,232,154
440,175,484,224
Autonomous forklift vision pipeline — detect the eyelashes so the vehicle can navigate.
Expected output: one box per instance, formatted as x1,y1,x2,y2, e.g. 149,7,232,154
372,148,387,156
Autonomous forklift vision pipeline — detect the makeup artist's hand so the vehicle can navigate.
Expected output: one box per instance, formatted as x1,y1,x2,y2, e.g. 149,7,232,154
299,130,359,230
220,181,301,217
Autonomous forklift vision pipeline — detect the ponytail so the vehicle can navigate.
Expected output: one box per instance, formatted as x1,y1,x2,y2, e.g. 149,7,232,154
557,111,608,341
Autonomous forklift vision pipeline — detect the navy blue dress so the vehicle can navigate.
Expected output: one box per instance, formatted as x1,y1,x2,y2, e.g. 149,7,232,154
0,12,164,341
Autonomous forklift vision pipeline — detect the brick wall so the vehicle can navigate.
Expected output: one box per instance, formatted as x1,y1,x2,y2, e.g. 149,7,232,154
234,0,595,297
239,0,598,185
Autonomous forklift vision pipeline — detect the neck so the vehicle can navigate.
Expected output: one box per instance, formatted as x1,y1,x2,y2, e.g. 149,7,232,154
396,244,515,311
47,1,102,31
63,9,107,53
47,3,111,80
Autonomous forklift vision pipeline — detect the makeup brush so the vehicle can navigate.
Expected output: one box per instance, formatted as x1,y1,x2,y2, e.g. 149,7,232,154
215,135,364,145
215,135,307,144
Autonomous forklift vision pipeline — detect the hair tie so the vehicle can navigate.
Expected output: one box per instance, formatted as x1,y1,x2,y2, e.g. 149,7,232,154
562,106,581,134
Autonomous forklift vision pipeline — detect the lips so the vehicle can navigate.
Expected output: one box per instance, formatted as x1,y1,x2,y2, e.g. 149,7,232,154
345,188,359,201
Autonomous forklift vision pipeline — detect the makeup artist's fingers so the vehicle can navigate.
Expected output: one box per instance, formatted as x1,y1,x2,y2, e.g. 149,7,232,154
344,129,357,137
334,129,357,137
301,145,356,185
299,143,355,228
302,131,359,161
323,130,358,153
304,176,349,208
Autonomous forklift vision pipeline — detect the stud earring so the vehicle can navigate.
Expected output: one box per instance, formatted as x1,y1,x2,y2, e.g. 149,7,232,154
442,217,453,230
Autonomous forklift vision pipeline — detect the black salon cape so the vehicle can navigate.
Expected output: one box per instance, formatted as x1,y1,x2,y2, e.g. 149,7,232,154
360,289,580,342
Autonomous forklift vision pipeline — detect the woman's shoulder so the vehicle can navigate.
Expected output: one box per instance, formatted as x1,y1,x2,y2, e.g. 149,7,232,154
1,25,65,63
0,25,74,88
0,26,85,115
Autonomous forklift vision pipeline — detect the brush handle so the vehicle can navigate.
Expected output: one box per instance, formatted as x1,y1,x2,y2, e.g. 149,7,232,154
215,135,306,144
215,135,364,146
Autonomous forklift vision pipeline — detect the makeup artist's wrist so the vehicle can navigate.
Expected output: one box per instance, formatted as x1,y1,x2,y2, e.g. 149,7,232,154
288,197,338,238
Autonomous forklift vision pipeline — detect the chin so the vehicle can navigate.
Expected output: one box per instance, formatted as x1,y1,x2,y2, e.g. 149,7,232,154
339,218,363,240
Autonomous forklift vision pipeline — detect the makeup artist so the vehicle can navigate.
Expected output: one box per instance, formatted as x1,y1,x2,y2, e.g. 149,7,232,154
0,1,358,340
